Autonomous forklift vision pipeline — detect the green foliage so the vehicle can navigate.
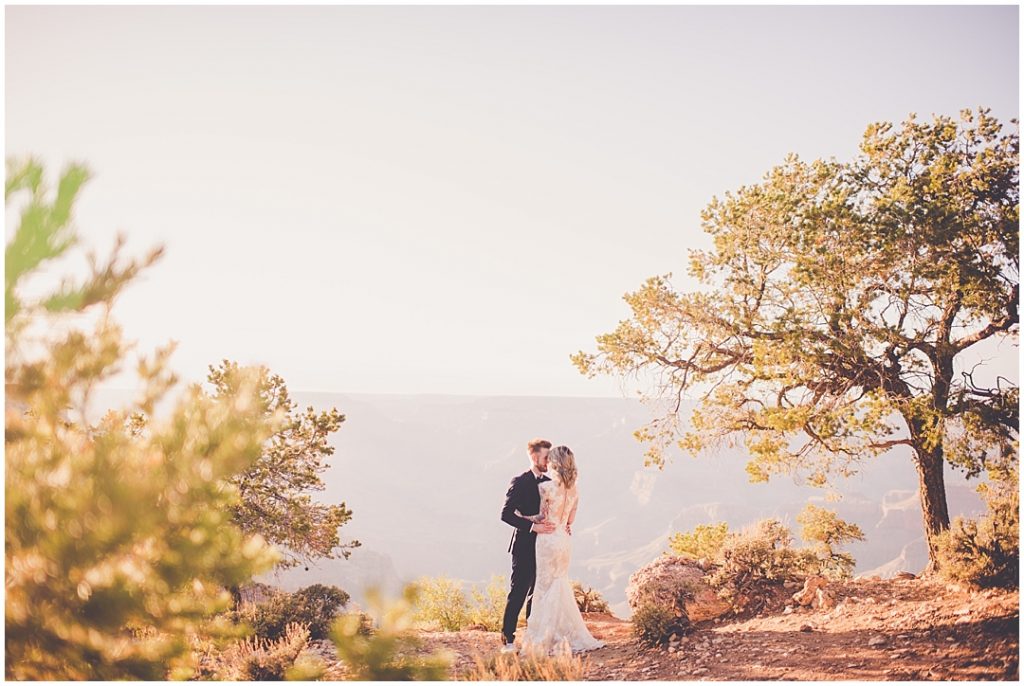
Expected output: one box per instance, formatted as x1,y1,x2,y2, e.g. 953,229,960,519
707,520,817,608
329,585,452,680
573,108,1019,568
668,522,730,561
208,360,360,571
411,575,470,631
337,610,376,636
935,467,1019,588
467,574,510,631
5,158,281,680
572,580,611,613
236,583,350,641
412,574,513,632
631,603,687,646
797,504,865,579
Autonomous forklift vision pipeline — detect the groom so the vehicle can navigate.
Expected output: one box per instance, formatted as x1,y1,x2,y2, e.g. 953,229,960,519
499,438,557,652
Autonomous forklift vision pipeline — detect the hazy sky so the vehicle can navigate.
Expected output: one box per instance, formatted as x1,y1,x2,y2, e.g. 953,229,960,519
6,5,1019,396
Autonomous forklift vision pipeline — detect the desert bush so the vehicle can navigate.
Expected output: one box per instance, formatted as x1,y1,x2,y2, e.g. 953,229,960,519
237,583,350,641
414,575,513,632
213,622,324,680
463,649,584,680
668,522,730,561
411,575,471,631
935,469,1019,589
467,575,508,631
572,581,611,613
631,602,687,646
330,585,452,680
336,610,376,636
293,584,351,637
797,504,865,580
706,519,818,610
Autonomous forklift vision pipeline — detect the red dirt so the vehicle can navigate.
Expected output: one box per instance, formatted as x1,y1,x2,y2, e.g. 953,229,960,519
407,577,1019,681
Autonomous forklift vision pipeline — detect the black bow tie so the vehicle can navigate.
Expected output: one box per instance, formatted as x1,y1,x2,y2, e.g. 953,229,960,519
536,475,547,483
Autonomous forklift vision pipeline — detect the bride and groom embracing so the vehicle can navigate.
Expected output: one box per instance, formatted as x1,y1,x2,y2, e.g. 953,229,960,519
499,439,605,656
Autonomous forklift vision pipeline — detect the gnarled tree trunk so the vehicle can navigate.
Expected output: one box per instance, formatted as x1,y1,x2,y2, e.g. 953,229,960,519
908,414,951,574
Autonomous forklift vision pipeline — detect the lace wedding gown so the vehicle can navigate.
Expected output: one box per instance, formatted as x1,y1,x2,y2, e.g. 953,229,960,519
520,479,605,656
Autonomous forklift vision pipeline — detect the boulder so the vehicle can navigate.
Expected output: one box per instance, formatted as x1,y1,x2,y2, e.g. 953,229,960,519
813,587,836,611
626,555,731,622
792,576,828,606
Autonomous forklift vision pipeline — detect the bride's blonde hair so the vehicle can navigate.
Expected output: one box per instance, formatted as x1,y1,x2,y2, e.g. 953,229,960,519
549,445,577,489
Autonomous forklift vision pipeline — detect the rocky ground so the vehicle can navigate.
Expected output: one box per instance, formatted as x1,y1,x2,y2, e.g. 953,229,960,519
382,577,1018,680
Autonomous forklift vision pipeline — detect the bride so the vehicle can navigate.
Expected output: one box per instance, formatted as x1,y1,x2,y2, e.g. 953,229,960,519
517,445,605,656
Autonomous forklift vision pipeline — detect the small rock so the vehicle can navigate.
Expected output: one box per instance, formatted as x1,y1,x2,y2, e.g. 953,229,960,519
715,652,722,658
799,624,813,632
668,646,677,653
692,667,709,675
868,635,888,648
953,607,971,616
783,605,794,615
894,570,916,580
863,597,877,604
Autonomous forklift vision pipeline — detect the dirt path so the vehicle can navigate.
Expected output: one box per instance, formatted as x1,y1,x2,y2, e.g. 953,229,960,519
415,578,1018,681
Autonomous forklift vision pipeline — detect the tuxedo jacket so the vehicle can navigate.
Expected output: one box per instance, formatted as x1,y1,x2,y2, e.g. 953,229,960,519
501,469,551,554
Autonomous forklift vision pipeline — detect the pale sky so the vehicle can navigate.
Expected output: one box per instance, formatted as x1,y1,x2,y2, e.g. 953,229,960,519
6,4,1019,396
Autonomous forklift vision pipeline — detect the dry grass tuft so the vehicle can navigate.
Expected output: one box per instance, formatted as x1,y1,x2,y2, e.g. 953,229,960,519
461,648,585,681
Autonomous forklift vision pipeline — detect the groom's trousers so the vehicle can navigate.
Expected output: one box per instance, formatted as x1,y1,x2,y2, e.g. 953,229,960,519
501,542,536,644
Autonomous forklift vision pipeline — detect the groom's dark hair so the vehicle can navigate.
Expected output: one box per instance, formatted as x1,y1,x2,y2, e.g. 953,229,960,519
528,438,552,454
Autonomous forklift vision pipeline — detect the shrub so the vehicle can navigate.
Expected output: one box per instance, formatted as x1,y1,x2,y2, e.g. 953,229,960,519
668,522,730,561
707,519,817,610
572,581,611,613
797,504,865,580
237,583,350,641
291,584,350,638
214,622,323,680
631,603,687,647
411,575,471,631
336,610,375,636
330,585,452,680
463,649,584,680
414,575,513,632
467,575,508,631
935,470,1019,589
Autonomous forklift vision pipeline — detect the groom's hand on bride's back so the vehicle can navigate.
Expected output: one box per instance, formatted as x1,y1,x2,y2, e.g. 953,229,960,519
531,521,557,534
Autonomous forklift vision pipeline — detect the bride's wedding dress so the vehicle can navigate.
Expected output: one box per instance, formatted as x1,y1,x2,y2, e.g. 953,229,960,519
520,479,605,656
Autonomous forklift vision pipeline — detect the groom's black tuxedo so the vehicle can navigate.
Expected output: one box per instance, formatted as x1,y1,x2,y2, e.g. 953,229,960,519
500,469,550,644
